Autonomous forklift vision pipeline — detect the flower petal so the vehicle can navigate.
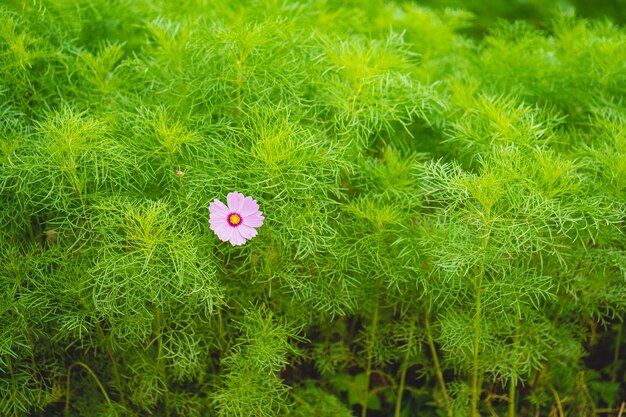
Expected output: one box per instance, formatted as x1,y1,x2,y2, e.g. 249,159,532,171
211,223,233,242
209,216,227,228
209,199,229,216
243,212,264,228
237,224,258,239
240,196,260,216
229,228,247,246
209,213,228,228
227,192,245,212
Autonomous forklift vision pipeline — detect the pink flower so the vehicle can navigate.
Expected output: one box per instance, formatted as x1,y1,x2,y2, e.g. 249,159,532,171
175,170,185,177
208,192,264,246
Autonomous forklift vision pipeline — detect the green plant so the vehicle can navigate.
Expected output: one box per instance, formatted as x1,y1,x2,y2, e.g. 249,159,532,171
0,1,625,416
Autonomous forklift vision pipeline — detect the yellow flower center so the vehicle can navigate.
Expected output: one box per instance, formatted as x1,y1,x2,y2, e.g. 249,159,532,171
228,213,241,225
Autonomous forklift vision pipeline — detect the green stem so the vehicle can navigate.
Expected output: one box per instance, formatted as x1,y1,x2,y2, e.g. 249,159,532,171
65,361,112,417
24,325,45,417
509,321,519,417
27,215,37,242
215,308,224,354
394,360,408,417
24,327,38,380
350,81,363,116
471,217,491,417
547,383,564,417
95,322,126,405
394,326,413,417
155,308,170,417
471,272,483,417
508,375,516,417
425,314,454,417
361,301,379,417
67,168,85,208
6,355,19,417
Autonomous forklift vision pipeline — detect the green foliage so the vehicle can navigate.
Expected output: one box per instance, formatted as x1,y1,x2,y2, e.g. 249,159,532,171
214,307,301,417
0,1,625,417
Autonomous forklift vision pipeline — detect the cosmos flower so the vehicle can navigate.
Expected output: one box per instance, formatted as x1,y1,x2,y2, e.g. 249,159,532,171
209,191,264,246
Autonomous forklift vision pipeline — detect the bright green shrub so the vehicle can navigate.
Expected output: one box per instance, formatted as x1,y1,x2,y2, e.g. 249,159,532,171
0,1,624,417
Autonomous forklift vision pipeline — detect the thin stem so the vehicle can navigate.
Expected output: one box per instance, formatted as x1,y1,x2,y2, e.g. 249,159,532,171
95,322,126,405
155,308,170,417
425,314,454,417
24,327,39,381
509,320,519,417
508,375,516,417
27,215,37,242
485,393,500,417
394,359,408,417
361,301,379,417
394,326,413,417
471,267,484,417
547,383,564,417
217,308,226,353
24,325,44,417
66,167,85,208
350,81,364,116
471,212,491,417
6,355,19,417
65,361,112,417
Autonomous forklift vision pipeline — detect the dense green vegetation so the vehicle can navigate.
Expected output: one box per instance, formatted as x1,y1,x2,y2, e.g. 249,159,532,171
419,0,626,36
1,0,625,416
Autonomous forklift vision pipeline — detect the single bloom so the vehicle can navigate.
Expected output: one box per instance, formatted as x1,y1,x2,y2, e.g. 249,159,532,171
208,191,264,246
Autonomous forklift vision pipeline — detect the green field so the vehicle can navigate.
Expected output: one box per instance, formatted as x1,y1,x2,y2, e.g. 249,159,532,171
1,1,625,416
